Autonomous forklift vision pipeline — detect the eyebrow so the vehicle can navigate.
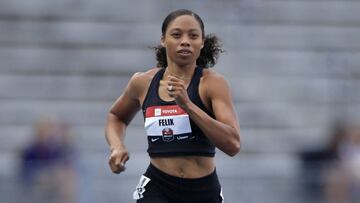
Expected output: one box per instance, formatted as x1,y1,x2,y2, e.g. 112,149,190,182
169,28,201,32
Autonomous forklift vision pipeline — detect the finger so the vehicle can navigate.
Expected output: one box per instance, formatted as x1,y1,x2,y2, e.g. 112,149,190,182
167,80,178,86
167,90,175,97
109,160,120,173
124,154,130,162
167,87,180,95
168,80,185,89
120,154,130,166
116,161,126,173
114,155,121,166
108,152,128,174
108,154,116,166
108,156,118,168
109,155,121,170
113,165,125,174
110,160,125,174
168,76,183,82
118,163,126,172
167,85,177,91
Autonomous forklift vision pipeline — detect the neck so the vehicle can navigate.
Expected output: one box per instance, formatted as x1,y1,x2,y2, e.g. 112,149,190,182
164,63,196,79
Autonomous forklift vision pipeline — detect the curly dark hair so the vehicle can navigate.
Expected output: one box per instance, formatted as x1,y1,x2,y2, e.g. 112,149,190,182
153,9,223,68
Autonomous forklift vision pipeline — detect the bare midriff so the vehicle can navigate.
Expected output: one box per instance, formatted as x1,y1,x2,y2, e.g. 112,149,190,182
150,156,215,178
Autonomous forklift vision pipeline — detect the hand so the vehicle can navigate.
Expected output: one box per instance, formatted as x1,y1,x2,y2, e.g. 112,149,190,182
167,76,191,109
108,147,129,174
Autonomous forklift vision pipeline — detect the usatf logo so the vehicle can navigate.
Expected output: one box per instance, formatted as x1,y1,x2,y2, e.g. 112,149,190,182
162,127,174,142
154,108,161,116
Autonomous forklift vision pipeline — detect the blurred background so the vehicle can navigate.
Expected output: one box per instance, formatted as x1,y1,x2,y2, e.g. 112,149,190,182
0,0,360,203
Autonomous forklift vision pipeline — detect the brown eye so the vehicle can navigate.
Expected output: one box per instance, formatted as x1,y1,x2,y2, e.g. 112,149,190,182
190,33,199,39
171,33,181,38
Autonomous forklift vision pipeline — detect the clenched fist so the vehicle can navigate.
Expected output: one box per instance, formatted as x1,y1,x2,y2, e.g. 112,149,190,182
108,147,129,174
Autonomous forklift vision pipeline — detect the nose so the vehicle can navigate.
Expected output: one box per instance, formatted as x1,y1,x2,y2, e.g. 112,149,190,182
180,36,190,47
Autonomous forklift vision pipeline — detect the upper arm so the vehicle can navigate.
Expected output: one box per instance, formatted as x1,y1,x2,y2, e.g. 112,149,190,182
206,73,240,132
109,72,143,125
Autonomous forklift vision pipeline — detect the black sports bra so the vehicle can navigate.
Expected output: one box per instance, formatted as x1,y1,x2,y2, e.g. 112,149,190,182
141,67,215,157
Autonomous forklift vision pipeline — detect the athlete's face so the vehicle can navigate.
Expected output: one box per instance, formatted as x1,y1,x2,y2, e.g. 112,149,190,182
161,15,204,67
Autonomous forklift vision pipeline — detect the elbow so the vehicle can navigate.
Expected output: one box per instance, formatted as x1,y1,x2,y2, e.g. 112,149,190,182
107,111,118,119
107,111,129,126
229,127,241,156
224,137,241,157
226,142,241,157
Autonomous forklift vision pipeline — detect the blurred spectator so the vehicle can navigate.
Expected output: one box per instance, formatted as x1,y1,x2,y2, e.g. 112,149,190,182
300,120,360,203
300,121,347,201
19,117,77,203
324,123,360,203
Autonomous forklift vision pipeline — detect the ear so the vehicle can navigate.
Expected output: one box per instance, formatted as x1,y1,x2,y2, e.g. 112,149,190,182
160,36,165,47
200,40,204,49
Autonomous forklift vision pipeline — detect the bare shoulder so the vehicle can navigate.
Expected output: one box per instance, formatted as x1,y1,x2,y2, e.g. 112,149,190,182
130,68,160,84
129,68,161,88
200,68,232,99
201,68,228,87
127,67,161,99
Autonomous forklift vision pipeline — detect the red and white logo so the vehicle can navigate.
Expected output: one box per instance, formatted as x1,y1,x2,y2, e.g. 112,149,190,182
145,105,192,138
162,127,174,142
154,108,161,116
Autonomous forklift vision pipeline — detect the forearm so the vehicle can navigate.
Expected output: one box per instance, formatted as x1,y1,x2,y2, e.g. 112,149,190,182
105,112,127,151
183,102,241,156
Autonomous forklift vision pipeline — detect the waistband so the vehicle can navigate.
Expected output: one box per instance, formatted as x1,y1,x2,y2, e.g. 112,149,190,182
145,163,220,188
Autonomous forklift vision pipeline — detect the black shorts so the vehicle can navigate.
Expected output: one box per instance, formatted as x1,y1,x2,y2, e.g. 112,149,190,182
133,163,224,203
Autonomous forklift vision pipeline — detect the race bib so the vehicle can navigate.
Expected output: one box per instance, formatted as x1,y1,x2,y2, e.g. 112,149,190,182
144,105,192,141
